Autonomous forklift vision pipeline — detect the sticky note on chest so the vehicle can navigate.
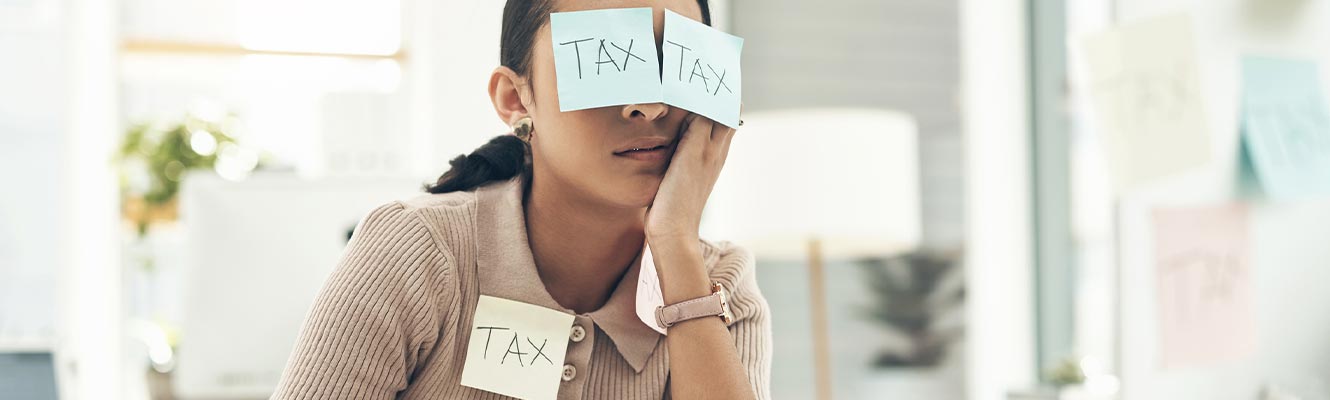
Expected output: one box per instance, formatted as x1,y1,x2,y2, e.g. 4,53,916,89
460,295,575,400
662,9,744,128
551,7,663,112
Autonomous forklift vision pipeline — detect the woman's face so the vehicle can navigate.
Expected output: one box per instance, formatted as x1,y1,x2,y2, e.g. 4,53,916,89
513,0,707,210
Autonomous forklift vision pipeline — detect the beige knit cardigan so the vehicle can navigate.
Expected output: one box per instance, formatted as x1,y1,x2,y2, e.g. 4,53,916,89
271,177,772,399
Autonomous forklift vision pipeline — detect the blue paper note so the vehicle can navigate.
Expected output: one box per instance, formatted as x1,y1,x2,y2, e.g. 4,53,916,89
550,8,662,112
1240,56,1330,199
661,9,744,128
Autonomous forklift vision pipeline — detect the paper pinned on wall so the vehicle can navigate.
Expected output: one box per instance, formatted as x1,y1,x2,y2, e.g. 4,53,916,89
1240,56,1330,200
550,7,663,112
1152,204,1256,369
1080,14,1212,192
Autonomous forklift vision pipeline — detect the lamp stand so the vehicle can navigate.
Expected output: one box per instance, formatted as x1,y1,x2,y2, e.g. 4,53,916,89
809,237,832,400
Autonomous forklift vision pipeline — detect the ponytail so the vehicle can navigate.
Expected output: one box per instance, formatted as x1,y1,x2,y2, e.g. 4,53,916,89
424,135,530,194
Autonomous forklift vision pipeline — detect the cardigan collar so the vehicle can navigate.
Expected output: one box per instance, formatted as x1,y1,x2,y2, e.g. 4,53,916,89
474,176,661,373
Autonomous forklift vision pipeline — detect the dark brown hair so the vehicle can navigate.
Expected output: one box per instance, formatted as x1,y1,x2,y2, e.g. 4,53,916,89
425,0,712,194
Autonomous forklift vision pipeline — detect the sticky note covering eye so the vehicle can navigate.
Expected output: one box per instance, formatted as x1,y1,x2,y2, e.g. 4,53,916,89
460,295,575,400
661,9,744,128
549,8,745,128
551,8,663,112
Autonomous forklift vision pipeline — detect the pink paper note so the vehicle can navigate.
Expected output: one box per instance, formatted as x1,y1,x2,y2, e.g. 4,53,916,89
1152,204,1256,368
636,243,667,335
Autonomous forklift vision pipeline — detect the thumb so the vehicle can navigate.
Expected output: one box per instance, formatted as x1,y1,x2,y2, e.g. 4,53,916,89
676,114,712,158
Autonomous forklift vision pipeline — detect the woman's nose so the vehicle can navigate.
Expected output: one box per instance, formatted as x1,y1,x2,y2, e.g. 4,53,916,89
622,103,669,121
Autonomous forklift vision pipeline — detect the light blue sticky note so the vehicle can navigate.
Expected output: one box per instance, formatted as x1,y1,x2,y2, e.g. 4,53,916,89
550,8,662,112
661,9,743,128
1240,56,1330,199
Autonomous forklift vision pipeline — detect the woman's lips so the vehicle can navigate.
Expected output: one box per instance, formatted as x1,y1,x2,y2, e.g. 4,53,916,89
614,145,671,162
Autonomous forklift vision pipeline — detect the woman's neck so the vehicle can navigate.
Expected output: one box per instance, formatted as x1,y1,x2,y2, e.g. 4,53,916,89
524,173,646,315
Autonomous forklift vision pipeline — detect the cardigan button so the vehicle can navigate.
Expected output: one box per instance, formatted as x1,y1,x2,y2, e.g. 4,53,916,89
562,364,577,381
570,324,586,342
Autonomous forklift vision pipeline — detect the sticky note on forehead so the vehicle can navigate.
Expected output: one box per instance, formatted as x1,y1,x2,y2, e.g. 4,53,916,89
550,8,663,112
662,9,743,128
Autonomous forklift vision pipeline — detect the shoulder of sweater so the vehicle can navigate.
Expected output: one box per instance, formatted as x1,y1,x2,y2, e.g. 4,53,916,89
353,196,459,259
371,190,480,264
336,199,455,301
338,197,456,342
392,190,480,237
395,189,479,213
699,238,754,277
698,239,766,316
344,190,474,266
347,195,467,295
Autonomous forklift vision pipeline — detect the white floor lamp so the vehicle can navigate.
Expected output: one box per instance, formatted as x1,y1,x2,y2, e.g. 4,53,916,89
705,108,922,400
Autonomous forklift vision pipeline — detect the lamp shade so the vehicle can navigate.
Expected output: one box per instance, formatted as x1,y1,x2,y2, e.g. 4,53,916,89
701,108,921,260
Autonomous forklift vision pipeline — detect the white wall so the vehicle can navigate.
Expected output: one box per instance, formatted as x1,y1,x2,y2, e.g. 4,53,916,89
0,0,66,348
1096,0,1330,398
414,0,513,169
61,0,124,397
961,0,1036,399
0,0,122,398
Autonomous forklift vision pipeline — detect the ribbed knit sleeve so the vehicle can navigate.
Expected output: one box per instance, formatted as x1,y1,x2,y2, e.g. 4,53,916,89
271,201,454,400
707,241,774,400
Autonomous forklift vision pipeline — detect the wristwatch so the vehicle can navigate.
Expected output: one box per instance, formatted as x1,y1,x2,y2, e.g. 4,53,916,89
655,282,735,329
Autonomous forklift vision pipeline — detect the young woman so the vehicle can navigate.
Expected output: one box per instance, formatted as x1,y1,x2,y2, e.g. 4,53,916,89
272,1,770,399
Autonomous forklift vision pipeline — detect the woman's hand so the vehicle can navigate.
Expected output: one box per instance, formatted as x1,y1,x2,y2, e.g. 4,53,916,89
644,113,736,248
646,115,758,400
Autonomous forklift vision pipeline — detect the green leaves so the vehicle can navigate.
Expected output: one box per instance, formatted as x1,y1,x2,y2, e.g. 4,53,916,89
857,250,966,368
117,113,241,235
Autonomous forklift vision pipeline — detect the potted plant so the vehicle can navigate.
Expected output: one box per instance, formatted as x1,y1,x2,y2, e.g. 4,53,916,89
116,113,245,238
115,111,258,397
856,249,967,398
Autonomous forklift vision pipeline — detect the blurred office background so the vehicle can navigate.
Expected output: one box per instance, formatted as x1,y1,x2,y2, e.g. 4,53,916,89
3,0,1329,399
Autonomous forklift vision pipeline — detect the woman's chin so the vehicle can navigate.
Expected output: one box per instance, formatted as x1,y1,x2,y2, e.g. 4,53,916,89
614,176,664,208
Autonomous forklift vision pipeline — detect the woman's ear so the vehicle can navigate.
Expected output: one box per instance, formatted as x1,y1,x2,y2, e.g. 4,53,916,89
489,66,532,126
